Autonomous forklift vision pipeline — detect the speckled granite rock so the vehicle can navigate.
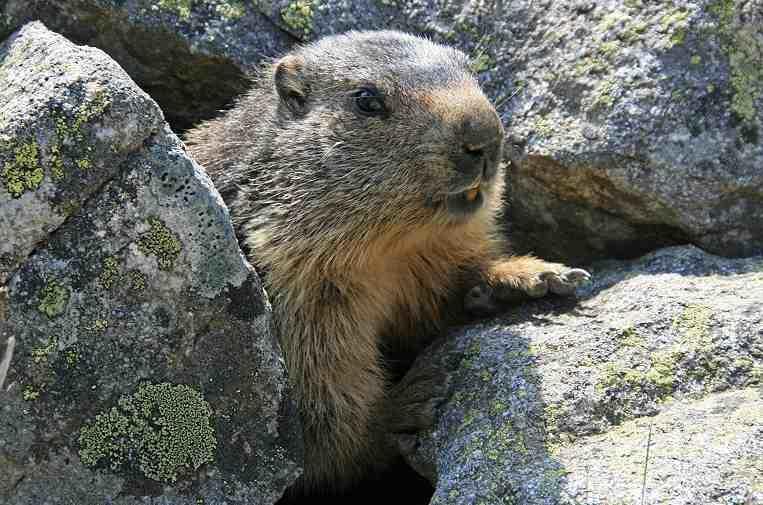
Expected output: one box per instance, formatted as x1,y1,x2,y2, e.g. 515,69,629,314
1,0,293,130
0,22,301,504
3,1,760,261
401,246,763,505
498,0,763,264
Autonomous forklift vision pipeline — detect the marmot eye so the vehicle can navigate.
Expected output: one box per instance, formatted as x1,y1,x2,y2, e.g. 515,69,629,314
351,88,386,117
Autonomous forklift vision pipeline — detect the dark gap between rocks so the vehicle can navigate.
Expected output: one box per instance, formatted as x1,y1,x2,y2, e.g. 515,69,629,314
277,458,434,505
27,2,251,132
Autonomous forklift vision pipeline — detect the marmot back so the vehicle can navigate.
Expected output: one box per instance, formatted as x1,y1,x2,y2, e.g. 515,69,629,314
186,30,589,494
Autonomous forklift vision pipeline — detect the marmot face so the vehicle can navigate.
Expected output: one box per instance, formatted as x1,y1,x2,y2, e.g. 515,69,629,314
270,31,505,232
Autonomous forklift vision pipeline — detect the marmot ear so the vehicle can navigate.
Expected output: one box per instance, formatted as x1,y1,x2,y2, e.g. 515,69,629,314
274,55,308,115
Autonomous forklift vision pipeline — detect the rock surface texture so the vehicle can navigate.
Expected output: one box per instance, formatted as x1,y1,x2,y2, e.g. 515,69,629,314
400,246,763,505
0,22,301,504
1,0,760,263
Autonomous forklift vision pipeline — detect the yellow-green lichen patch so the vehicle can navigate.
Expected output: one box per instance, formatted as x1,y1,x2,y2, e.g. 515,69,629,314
30,337,58,364
710,0,763,127
672,304,713,345
23,386,41,401
2,141,43,198
84,319,109,333
64,348,80,367
73,89,111,130
99,256,121,289
470,52,494,74
128,270,148,292
532,116,555,137
38,281,70,319
138,217,182,271
216,0,247,19
156,0,192,20
50,144,64,180
660,8,690,46
588,77,619,111
597,347,678,399
616,326,646,348
79,383,217,483
281,1,313,37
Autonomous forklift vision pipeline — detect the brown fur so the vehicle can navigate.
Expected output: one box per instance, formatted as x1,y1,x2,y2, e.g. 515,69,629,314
185,31,574,491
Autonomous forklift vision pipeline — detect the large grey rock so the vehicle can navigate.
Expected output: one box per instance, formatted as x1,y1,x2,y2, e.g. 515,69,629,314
498,0,763,264
4,1,760,262
401,246,763,505
0,22,301,504
1,0,294,130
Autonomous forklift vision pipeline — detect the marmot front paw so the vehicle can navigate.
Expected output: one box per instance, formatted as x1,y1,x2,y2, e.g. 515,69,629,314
465,263,591,316
386,356,451,435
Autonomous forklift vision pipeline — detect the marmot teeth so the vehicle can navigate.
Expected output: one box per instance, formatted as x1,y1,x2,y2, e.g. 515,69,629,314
464,187,480,201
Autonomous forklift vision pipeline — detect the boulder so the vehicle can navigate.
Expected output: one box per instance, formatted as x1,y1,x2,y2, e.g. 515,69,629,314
400,246,763,505
0,22,301,505
0,0,293,130
3,1,760,262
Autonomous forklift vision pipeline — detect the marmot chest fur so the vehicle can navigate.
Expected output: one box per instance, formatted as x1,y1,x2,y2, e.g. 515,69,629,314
186,30,588,492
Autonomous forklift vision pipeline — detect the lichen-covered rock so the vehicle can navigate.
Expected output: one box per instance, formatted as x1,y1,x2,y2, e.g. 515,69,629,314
0,22,301,504
498,0,763,264
1,0,294,130
4,2,760,262
401,246,763,505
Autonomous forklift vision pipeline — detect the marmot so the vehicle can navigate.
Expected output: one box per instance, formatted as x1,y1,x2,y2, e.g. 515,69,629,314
185,31,589,492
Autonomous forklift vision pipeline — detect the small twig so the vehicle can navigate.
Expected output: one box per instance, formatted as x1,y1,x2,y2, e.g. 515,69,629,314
0,336,15,390
641,424,653,505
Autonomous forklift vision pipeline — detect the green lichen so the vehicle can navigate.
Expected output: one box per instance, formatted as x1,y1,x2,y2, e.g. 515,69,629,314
156,0,192,20
599,40,620,57
470,52,494,74
138,217,182,271
30,337,58,364
50,144,64,180
672,304,713,344
85,319,109,333
54,115,82,144
532,116,554,137
38,281,70,319
128,270,148,291
74,89,111,130
598,305,721,401
589,78,619,110
710,0,763,126
690,54,702,65
616,326,646,348
216,0,246,19
598,348,678,398
99,256,121,289
64,348,80,367
79,383,216,483
2,142,43,198
661,8,690,46
23,386,41,401
574,55,607,77
281,1,313,37
599,11,629,32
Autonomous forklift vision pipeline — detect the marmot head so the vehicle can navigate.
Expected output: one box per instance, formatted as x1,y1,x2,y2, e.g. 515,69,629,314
242,31,504,247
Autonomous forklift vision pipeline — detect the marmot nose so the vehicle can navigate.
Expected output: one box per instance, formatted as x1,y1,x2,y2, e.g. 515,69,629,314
455,117,503,179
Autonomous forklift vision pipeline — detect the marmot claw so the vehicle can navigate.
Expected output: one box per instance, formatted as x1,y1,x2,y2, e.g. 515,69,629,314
465,267,592,316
